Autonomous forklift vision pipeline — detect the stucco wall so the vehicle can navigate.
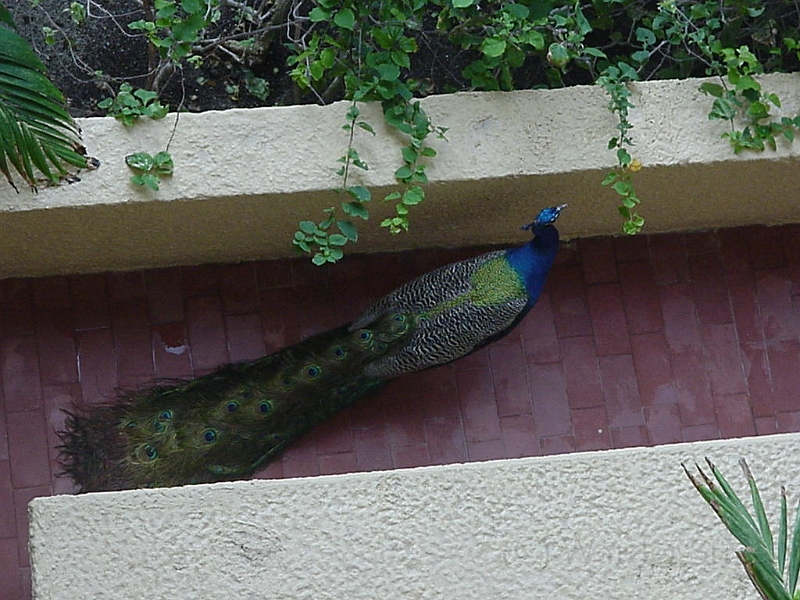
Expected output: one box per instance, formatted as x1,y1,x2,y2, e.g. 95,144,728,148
29,433,800,599
3,73,800,278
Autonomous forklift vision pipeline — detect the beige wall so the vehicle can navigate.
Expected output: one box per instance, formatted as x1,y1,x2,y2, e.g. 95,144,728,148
3,74,800,278
29,433,800,599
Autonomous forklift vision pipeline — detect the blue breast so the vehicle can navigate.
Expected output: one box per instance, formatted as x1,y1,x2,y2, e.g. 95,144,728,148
504,224,560,308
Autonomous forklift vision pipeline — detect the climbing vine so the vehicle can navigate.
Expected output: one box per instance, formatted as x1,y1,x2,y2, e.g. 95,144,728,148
10,0,800,251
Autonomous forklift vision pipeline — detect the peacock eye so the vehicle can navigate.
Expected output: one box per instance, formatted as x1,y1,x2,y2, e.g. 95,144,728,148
393,314,405,323
359,330,372,341
333,346,346,359
375,342,387,353
258,401,273,414
202,429,218,443
159,410,173,420
305,364,321,378
143,444,157,460
226,401,239,413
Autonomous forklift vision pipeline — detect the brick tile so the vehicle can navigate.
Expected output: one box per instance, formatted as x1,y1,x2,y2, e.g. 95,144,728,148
152,323,192,379
0,537,23,599
7,410,51,488
748,225,786,270
756,269,799,340
454,346,491,371
489,344,532,417
14,485,51,566
353,426,393,472
539,435,575,455
644,403,682,445
618,261,663,334
70,274,110,331
32,276,71,309
690,253,732,324
20,567,30,600
295,293,339,340
318,451,358,475
145,267,184,324
106,271,146,302
714,394,756,438
112,301,154,379
466,439,505,462
347,383,390,430
35,309,78,385
0,413,7,461
259,287,301,352
456,369,501,443
521,293,560,364
529,363,571,437
221,263,259,315
291,258,329,291
0,461,15,538
549,265,593,338
670,351,715,426
571,406,612,451
225,314,266,362
279,441,320,478
726,270,763,343
412,366,460,421
701,324,747,396
182,264,221,297
499,413,540,458
613,234,649,262
77,328,118,404
683,424,720,443
0,279,34,336
776,412,800,434
650,234,689,284
425,418,467,465
578,237,618,284
598,354,644,428
611,426,650,448
630,332,677,405
1,336,42,412
382,383,427,447
253,459,284,480
186,296,228,372
755,416,778,436
718,227,751,272
767,339,800,414
255,259,293,290
684,231,719,256
310,410,353,455
587,283,630,355
660,284,702,353
392,444,431,469
740,344,774,418
560,336,603,409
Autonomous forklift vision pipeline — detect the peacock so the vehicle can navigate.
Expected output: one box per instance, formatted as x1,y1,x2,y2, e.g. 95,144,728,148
58,205,566,492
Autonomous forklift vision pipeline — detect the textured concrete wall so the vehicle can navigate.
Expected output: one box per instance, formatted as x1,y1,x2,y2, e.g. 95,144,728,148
29,433,800,599
2,74,800,278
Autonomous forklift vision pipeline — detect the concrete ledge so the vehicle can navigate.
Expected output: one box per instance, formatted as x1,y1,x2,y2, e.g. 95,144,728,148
29,433,800,599
4,73,800,278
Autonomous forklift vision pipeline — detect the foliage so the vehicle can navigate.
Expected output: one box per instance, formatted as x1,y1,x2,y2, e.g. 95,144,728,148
125,150,173,190
686,458,800,600
11,0,800,249
0,2,88,190
98,83,169,127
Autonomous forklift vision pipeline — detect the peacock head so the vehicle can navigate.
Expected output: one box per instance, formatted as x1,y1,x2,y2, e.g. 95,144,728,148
522,204,567,231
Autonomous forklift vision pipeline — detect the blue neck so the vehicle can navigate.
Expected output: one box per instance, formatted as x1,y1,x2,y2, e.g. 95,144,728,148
505,224,560,306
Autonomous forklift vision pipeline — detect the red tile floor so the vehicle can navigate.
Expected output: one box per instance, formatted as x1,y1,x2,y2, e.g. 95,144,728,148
3,224,800,598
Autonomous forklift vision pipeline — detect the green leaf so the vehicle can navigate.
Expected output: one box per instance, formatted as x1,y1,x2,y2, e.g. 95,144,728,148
481,37,506,58
699,82,725,98
452,0,475,7
394,165,413,180
333,8,355,30
337,220,359,241
402,186,424,205
347,185,371,202
342,201,369,220
299,220,319,234
375,63,400,82
308,6,330,22
125,152,155,171
328,233,348,246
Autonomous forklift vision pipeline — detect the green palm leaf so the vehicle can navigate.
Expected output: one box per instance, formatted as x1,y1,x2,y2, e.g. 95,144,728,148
0,8,88,190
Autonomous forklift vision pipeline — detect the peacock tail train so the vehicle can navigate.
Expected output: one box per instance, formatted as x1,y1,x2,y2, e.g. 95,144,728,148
58,205,566,492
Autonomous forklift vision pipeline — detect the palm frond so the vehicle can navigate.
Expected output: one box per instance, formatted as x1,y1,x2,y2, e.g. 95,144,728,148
0,14,88,191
